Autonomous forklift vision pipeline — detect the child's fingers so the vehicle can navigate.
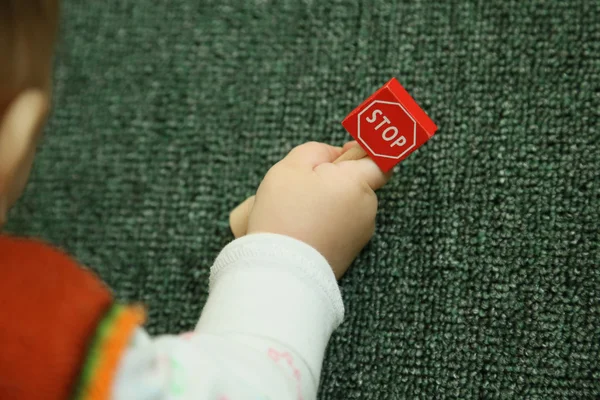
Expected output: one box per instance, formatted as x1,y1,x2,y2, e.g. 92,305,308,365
342,141,358,153
334,145,366,164
337,157,393,191
230,142,344,236
285,142,343,169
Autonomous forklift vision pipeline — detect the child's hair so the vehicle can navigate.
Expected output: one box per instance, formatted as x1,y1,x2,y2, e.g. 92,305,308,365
0,0,59,114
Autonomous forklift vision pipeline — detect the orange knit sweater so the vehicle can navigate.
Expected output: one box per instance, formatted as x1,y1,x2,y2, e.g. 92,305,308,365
0,235,144,400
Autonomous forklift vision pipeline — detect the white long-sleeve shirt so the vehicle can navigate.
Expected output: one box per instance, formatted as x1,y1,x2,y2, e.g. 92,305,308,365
112,233,345,400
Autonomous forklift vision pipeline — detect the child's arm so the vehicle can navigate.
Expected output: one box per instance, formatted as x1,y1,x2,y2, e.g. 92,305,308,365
112,142,390,399
114,234,341,399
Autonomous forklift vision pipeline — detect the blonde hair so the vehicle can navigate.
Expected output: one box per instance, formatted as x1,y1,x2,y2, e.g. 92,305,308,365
0,0,59,113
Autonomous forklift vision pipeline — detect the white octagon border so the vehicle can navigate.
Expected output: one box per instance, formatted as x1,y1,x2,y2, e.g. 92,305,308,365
357,100,417,160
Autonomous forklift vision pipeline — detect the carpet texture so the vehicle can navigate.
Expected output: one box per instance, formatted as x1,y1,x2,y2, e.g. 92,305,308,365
6,1,600,398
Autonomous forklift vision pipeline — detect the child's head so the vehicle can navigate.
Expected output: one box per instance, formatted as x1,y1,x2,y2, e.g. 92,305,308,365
0,0,59,228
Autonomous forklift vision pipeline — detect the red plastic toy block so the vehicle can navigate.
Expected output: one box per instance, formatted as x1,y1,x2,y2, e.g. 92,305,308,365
341,78,438,172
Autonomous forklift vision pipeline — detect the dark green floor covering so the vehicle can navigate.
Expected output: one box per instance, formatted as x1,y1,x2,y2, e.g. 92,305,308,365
6,1,600,398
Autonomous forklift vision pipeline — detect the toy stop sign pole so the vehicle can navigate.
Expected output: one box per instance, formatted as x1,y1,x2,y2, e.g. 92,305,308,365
335,77,438,172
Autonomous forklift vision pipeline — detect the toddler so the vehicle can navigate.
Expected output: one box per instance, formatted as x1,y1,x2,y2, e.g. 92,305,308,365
0,1,390,399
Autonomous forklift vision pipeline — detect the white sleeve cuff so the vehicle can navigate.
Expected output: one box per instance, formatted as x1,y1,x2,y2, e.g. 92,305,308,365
196,233,345,379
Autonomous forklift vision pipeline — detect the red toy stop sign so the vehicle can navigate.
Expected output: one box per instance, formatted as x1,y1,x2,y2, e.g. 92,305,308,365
341,78,437,172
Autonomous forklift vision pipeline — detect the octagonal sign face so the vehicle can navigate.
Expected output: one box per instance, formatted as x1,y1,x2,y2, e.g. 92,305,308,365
357,100,417,160
341,78,438,172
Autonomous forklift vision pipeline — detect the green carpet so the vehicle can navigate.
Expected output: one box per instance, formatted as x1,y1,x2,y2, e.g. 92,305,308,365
6,1,600,398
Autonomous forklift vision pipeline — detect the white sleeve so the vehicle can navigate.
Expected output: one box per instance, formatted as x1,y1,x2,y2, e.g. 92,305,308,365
111,233,345,400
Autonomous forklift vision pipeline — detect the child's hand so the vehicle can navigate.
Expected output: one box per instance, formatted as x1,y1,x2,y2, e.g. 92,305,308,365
240,142,391,279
